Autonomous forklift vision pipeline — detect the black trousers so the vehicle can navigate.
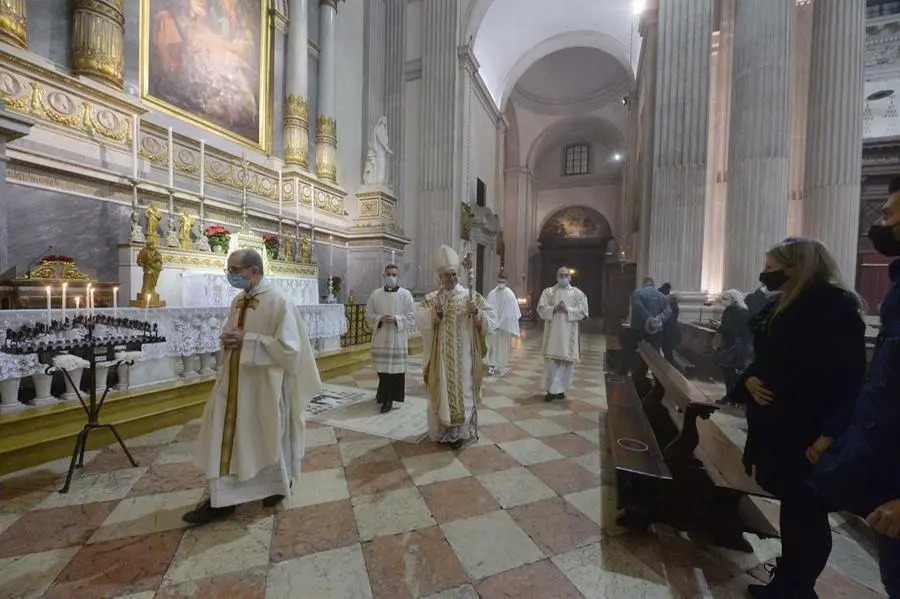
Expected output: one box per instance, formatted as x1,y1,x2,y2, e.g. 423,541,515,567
776,482,833,592
376,373,405,405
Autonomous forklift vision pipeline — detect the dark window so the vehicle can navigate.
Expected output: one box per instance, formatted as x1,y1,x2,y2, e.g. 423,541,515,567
564,144,590,176
476,179,486,207
867,0,900,17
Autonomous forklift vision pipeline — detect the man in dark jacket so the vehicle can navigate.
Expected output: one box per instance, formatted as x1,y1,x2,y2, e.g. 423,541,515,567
809,180,900,597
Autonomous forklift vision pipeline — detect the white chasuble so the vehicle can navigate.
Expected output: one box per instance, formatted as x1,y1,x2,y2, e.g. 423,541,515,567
366,287,416,374
194,280,321,507
538,285,589,363
415,285,497,443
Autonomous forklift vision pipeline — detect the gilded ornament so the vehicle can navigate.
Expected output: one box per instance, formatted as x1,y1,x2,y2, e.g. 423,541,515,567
72,0,126,89
284,95,309,121
145,203,162,244
0,0,27,50
137,238,164,296
179,210,196,250
283,235,293,262
315,115,337,141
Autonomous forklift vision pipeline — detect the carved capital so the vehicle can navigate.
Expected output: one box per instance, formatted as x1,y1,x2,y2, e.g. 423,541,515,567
72,0,126,89
0,0,27,50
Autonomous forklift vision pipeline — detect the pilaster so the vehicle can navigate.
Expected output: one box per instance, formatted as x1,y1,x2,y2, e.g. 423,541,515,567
635,8,658,285
384,0,406,196
315,0,342,182
724,0,794,291
802,0,865,283
284,0,310,170
363,0,386,168
787,1,813,236
72,0,126,89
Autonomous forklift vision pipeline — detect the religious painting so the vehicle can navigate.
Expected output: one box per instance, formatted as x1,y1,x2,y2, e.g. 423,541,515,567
540,206,610,240
140,0,271,149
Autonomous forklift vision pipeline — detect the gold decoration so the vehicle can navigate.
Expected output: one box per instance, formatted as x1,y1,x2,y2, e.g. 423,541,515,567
460,202,475,241
315,115,337,141
300,237,310,264
315,116,338,181
145,203,162,245
0,0,27,50
283,234,293,262
179,210,195,250
136,238,163,296
21,259,91,281
284,95,309,120
72,0,126,89
283,94,310,168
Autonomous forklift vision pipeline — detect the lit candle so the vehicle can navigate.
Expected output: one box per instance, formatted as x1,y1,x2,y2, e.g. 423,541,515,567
132,117,140,179
167,127,174,188
278,170,283,217
113,286,118,318
90,288,96,317
329,236,334,271
85,284,91,314
75,296,81,314
391,250,395,264
45,286,51,325
61,282,67,322
199,140,206,197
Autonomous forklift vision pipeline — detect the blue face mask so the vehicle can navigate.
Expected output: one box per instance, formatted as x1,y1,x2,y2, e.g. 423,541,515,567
227,272,252,290
558,278,570,287
385,276,398,287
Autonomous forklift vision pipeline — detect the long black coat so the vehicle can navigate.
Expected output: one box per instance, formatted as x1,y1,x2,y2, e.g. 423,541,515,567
733,282,867,496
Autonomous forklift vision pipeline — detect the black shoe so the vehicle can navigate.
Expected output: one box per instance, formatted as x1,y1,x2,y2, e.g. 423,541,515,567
558,393,566,400
380,399,393,413
544,393,553,402
182,500,235,525
263,494,285,507
449,439,465,450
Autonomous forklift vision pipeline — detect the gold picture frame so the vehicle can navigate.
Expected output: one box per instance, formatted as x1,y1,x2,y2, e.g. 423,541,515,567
139,0,272,152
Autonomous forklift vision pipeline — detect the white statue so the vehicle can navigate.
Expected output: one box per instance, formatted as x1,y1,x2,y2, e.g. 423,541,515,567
362,116,393,188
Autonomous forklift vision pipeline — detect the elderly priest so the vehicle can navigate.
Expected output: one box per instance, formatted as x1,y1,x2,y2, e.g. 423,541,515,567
538,267,589,401
184,249,321,525
416,245,498,449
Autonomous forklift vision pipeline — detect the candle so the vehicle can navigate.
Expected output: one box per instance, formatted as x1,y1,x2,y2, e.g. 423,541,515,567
278,170,283,217
144,294,150,322
113,286,119,318
391,250,395,264
310,182,316,227
61,282,67,322
45,286,51,325
90,288,96,317
75,296,81,314
167,127,174,188
85,284,91,315
329,236,334,271
132,117,139,179
199,140,206,196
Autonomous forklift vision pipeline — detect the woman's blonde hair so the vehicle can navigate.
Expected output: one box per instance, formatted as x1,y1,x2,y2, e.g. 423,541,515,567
766,236,861,320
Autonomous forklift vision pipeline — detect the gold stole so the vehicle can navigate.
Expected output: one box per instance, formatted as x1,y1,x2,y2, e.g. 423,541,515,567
219,295,259,477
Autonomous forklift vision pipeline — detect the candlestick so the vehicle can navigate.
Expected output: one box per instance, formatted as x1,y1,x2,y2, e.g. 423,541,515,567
132,117,139,179
113,286,119,318
61,282,67,322
167,127,174,188
199,140,206,197
45,286,51,326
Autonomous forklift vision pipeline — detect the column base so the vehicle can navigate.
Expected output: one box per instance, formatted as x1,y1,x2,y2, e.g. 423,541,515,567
354,186,401,232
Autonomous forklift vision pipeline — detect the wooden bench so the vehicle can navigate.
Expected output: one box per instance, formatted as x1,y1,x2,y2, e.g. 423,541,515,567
605,340,778,551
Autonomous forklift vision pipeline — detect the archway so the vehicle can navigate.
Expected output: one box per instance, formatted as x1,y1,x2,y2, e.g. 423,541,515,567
536,206,613,315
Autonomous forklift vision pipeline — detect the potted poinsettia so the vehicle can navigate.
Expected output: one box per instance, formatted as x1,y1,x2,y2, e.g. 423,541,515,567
263,234,279,259
204,225,231,253
331,276,342,298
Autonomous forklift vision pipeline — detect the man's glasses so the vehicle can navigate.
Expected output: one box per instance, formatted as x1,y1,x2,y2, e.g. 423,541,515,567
224,266,247,275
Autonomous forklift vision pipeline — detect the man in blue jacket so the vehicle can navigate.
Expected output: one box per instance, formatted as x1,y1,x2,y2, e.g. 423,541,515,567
810,179,900,597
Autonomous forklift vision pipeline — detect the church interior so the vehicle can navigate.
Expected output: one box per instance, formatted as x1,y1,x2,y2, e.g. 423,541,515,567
0,0,895,597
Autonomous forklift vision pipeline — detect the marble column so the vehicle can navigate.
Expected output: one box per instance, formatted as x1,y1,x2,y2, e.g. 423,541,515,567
0,0,27,49
72,0,126,89
415,0,458,291
724,0,794,291
284,0,310,170
635,7,658,284
802,0,865,283
315,0,342,182
647,0,713,291
363,0,386,168
0,104,34,272
384,0,406,195
788,1,814,236
701,0,734,294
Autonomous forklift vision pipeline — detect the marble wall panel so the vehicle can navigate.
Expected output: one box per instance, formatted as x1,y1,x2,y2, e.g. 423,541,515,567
27,0,73,70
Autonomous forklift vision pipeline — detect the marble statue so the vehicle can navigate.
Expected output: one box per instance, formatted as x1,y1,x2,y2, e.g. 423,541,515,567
362,116,392,187
137,238,163,296
165,209,180,248
129,210,146,244
179,211,195,250
145,204,162,245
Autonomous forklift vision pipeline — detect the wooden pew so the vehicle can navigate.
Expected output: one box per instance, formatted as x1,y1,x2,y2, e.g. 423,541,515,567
605,340,778,551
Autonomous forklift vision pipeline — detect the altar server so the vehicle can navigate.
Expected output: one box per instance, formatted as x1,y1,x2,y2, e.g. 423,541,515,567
184,249,321,525
486,273,521,375
366,264,416,413
416,245,498,449
539,267,589,401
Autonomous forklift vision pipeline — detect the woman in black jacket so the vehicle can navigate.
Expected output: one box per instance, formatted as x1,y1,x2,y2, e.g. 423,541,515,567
733,237,866,599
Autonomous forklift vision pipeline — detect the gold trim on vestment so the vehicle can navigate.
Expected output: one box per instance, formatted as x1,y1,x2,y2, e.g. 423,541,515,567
218,295,258,477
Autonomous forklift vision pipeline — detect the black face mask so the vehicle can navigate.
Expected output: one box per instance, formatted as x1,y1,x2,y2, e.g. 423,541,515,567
869,223,900,257
759,269,789,291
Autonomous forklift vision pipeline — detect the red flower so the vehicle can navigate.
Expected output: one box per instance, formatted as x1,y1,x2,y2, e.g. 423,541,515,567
43,255,74,263
263,234,278,243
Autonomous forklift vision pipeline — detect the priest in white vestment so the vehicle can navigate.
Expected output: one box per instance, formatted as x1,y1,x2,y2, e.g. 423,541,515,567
538,267,589,402
486,273,521,375
366,263,416,413
416,245,498,449
184,249,321,525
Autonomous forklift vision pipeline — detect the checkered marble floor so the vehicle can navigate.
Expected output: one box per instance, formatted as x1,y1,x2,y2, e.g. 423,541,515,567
0,326,887,598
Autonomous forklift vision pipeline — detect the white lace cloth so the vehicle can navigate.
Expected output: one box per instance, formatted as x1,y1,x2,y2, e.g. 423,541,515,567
182,273,319,307
0,304,347,380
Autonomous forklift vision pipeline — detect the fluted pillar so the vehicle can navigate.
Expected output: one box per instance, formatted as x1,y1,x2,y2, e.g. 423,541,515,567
363,0,386,168
315,0,342,182
284,0,310,170
724,0,794,291
802,0,865,284
384,0,406,195
415,0,458,291
647,0,713,290
701,0,734,294
788,1,814,236
72,0,126,89
0,0,27,49
635,7,658,284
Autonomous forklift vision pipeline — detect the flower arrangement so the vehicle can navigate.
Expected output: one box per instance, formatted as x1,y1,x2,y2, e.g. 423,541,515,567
263,234,279,259
43,255,75,263
331,276,342,296
204,225,231,249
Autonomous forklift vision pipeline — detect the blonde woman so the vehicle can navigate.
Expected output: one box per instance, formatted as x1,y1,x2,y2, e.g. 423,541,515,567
733,237,866,599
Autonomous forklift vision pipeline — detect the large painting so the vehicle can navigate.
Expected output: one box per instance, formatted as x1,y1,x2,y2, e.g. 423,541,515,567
140,0,271,149
540,206,611,240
